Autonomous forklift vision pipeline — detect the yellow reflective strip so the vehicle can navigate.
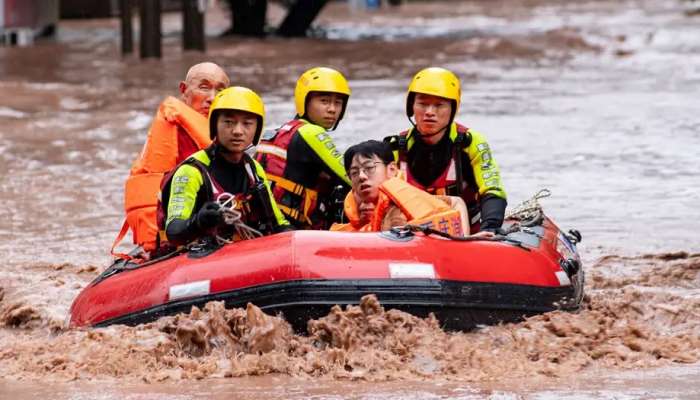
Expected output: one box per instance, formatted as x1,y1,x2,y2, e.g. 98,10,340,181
278,204,312,226
278,204,300,220
252,160,290,227
465,129,507,199
166,164,204,225
268,174,305,196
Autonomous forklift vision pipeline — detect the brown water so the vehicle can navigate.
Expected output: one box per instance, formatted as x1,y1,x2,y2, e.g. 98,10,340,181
1,0,699,398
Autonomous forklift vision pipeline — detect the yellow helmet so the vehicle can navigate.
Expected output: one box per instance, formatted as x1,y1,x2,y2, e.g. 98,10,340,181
208,86,266,145
294,67,351,126
406,67,461,123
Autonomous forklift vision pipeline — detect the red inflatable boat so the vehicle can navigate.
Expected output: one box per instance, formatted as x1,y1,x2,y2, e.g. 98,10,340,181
70,215,584,331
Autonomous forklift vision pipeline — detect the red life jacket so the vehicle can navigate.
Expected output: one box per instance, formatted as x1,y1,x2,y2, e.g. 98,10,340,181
255,119,305,183
394,123,482,232
255,119,322,227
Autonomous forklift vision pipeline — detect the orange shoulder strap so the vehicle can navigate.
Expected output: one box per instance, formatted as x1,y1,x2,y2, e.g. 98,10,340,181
369,191,392,231
342,191,363,228
110,218,132,260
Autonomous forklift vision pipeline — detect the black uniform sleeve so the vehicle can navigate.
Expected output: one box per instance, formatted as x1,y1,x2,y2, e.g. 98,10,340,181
479,194,507,232
165,217,200,245
286,134,346,189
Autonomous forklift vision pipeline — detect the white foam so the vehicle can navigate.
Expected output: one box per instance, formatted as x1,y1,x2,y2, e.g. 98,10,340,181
0,107,27,118
126,111,153,131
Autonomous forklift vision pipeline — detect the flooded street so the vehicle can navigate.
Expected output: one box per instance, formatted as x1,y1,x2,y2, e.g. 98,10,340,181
0,0,699,398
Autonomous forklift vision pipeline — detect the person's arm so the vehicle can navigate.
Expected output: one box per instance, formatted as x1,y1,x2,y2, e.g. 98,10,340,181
165,164,204,243
464,130,507,231
479,195,507,232
296,125,351,186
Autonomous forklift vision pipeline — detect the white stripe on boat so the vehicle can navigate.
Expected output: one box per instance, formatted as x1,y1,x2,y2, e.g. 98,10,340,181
389,263,436,279
169,280,211,301
555,271,571,286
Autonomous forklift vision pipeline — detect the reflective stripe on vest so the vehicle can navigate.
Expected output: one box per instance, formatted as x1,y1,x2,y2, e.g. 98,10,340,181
255,119,320,226
256,143,287,160
255,119,306,178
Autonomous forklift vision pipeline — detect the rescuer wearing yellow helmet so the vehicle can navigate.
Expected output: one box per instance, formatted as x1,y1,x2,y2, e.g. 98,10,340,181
385,67,507,234
157,87,290,249
255,66,352,229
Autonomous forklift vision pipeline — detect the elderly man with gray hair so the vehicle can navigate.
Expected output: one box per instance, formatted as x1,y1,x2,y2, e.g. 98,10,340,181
113,62,230,257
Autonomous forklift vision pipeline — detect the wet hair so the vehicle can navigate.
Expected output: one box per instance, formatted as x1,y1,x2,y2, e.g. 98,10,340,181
344,140,394,171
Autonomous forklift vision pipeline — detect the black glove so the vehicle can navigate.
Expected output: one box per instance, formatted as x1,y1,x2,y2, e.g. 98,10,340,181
196,202,223,229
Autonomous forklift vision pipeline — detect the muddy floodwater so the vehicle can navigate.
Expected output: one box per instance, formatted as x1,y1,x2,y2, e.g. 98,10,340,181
0,0,699,398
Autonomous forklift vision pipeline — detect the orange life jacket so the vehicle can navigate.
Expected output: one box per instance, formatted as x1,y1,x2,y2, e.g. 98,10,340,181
331,178,464,236
112,97,210,256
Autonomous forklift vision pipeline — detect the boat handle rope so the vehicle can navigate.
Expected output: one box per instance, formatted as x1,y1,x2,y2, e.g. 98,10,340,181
505,188,551,221
399,224,531,252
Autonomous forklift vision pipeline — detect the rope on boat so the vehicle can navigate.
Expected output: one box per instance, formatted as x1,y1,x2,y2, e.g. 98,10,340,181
402,225,496,241
396,189,552,251
504,188,550,224
398,225,531,251
215,192,263,244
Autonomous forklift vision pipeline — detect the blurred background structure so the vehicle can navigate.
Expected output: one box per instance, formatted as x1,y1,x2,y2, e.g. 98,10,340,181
0,0,59,46
0,0,403,57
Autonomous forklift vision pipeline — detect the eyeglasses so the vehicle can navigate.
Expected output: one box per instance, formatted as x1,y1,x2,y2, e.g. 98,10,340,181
348,162,383,181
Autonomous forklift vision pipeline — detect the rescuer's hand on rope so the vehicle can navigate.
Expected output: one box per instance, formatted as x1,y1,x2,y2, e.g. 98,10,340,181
196,202,223,229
